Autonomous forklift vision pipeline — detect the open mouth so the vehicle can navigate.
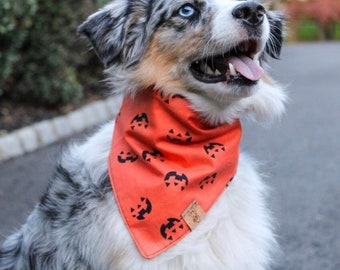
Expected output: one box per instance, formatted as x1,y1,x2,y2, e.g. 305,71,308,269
190,39,264,84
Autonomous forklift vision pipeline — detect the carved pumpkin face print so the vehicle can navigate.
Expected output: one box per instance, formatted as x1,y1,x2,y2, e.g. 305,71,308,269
164,171,189,191
131,197,152,220
117,151,139,163
142,149,165,162
166,129,192,143
203,142,226,158
199,173,217,189
130,113,149,130
160,218,185,241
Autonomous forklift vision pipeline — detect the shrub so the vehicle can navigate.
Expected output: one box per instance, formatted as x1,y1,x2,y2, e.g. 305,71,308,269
0,0,37,96
0,0,108,106
296,20,319,41
335,22,340,40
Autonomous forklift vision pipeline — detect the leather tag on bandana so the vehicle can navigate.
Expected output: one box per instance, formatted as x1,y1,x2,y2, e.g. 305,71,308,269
182,200,206,231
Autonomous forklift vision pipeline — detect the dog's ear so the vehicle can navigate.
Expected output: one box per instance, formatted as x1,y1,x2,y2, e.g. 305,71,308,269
265,11,284,59
78,1,160,68
78,6,126,67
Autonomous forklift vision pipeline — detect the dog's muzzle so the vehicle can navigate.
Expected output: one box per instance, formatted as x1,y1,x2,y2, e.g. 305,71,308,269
190,1,266,85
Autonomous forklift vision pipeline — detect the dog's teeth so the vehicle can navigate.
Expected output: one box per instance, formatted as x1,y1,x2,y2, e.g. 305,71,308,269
214,69,222,76
229,63,237,76
206,66,215,76
199,61,221,76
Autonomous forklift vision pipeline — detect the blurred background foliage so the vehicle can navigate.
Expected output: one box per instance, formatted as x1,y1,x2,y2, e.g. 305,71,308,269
0,0,108,106
0,0,339,107
282,0,340,41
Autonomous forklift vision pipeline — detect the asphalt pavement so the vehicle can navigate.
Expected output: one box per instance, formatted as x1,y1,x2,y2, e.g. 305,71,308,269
1,42,339,270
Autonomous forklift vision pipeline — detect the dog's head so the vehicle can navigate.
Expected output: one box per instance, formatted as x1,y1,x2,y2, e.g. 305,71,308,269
79,0,286,125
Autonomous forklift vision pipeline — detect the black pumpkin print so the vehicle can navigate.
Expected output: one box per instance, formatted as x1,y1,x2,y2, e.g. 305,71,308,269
130,113,149,130
166,129,192,143
130,197,152,220
203,142,226,158
160,217,185,240
164,171,189,191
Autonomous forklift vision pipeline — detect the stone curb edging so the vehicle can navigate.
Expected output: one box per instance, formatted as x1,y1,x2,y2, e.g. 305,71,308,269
0,96,122,162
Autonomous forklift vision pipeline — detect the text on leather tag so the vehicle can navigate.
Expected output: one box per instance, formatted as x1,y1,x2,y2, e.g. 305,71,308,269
181,200,206,231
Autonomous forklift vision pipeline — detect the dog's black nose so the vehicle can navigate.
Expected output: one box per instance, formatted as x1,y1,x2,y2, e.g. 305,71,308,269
232,1,265,27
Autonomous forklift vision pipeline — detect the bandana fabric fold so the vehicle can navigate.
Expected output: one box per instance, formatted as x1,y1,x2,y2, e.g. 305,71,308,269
108,90,242,258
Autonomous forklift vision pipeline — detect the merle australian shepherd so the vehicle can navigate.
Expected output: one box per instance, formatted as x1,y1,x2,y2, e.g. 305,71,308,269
0,0,286,269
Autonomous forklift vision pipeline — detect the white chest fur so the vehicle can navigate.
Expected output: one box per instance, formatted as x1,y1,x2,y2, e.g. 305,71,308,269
72,121,277,270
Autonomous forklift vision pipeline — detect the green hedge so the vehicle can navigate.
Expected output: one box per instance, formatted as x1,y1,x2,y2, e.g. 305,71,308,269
296,20,319,41
334,22,340,40
295,19,340,41
0,0,37,96
0,0,108,106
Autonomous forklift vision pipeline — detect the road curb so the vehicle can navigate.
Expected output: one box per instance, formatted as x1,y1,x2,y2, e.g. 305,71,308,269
0,96,122,162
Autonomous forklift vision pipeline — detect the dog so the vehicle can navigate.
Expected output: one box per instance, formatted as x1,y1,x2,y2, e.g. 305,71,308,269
0,0,286,269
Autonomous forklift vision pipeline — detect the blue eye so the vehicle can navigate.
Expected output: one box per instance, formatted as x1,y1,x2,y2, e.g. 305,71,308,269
178,4,196,18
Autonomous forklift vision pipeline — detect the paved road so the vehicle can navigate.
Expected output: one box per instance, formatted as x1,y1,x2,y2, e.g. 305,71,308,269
243,42,340,270
1,42,339,269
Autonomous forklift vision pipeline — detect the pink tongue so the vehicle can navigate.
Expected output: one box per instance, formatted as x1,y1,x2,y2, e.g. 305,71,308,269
229,56,264,81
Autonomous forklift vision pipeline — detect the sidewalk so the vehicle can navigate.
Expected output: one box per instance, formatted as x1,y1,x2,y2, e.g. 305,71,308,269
0,96,122,162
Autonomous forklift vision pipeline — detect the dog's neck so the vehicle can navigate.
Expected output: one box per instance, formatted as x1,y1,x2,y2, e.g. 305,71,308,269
179,91,244,126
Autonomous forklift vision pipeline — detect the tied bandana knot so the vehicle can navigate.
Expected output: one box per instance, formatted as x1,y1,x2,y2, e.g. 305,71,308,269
108,90,242,258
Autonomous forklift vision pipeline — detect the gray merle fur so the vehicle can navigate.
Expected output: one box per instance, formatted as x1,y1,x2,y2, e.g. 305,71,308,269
0,158,111,269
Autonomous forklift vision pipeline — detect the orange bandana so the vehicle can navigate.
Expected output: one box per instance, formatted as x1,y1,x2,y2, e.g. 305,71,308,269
108,90,242,258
